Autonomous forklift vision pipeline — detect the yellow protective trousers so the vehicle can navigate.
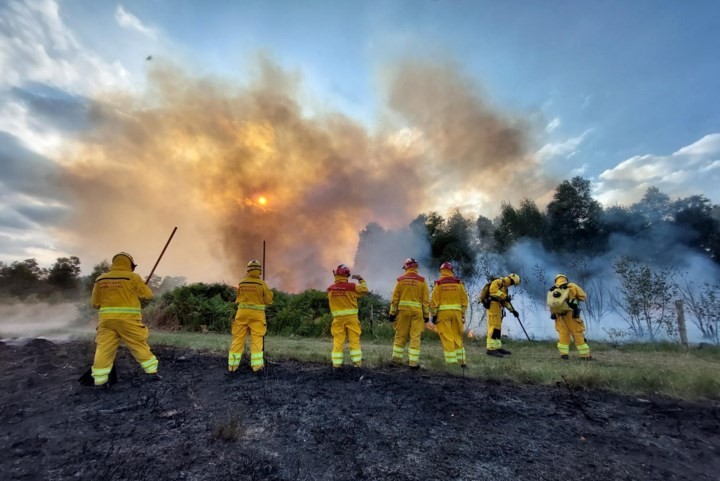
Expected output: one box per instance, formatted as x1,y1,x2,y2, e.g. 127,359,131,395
486,302,504,351
330,315,362,367
228,314,266,372
92,318,158,385
436,311,465,365
392,310,425,366
555,313,590,358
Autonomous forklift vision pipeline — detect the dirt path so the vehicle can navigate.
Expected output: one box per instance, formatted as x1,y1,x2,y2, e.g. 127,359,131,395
1,339,718,481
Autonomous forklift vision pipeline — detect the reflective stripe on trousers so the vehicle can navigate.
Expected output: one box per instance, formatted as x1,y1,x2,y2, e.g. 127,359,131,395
408,347,420,364
487,338,502,350
139,356,158,373
444,351,458,364
557,343,570,355
392,345,404,360
455,348,466,364
332,351,344,367
577,343,590,357
251,351,264,368
228,352,242,367
92,366,112,385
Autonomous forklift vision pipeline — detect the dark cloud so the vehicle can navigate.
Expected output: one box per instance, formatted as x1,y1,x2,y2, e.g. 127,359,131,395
0,131,63,199
9,83,90,133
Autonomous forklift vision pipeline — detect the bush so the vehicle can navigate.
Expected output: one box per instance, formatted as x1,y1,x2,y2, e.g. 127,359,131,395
148,283,237,333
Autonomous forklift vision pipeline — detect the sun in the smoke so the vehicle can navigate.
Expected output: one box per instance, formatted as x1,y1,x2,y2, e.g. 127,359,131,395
258,196,267,205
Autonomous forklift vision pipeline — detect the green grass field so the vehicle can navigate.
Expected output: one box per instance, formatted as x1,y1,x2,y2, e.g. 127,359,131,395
146,330,720,401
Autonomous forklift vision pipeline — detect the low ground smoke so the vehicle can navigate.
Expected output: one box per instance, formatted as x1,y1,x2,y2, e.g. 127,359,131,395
469,238,720,343
0,303,88,339
54,57,548,291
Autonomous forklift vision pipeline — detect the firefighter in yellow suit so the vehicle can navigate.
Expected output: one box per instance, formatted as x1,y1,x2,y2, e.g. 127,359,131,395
553,274,591,360
389,258,430,368
90,252,158,386
228,260,274,372
485,273,521,358
430,262,469,367
327,264,368,368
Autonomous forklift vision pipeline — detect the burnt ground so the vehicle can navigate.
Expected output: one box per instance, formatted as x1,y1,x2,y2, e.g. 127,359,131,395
0,339,719,481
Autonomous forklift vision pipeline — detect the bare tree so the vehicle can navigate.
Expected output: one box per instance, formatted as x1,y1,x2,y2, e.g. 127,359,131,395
612,257,677,341
677,274,720,344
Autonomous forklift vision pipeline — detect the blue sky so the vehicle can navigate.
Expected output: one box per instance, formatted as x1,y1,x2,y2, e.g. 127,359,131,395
1,0,719,272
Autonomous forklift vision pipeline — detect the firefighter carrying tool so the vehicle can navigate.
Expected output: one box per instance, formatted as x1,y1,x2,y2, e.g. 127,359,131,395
80,252,159,388
482,273,520,358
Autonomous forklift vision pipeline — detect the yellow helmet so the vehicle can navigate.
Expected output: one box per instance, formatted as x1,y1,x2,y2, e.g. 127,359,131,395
555,273,568,283
507,273,520,285
247,260,262,272
112,252,137,271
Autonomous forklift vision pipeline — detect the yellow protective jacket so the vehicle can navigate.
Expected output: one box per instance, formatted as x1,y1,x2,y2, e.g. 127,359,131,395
488,277,517,310
389,267,430,316
430,268,468,316
92,255,153,321
555,276,587,303
235,270,273,319
327,274,368,317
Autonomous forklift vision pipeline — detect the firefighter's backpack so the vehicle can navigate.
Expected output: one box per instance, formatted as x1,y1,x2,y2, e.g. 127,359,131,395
546,285,572,314
478,279,498,309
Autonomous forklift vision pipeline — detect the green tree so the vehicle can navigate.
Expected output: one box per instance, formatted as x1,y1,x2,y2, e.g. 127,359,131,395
671,195,720,262
631,186,672,228
417,211,477,277
47,256,82,297
83,260,111,295
544,176,606,253
493,199,545,251
475,214,496,252
0,258,47,299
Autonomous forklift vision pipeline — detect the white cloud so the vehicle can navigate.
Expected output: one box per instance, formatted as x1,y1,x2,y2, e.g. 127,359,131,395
536,129,592,162
115,4,156,39
545,117,561,133
0,0,132,93
596,133,720,205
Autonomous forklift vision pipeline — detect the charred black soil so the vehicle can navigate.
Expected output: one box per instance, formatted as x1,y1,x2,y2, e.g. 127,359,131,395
1,339,718,481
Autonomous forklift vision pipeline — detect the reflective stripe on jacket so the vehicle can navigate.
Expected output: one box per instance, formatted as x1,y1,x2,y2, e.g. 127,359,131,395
390,268,430,316
92,255,152,321
235,271,273,320
430,269,468,316
327,275,368,318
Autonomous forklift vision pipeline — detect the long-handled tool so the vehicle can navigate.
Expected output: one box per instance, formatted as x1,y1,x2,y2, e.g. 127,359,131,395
78,227,178,387
507,301,532,342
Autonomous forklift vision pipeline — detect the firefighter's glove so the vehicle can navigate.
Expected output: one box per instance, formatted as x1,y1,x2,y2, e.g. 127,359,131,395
550,313,557,320
512,310,520,319
423,316,430,324
388,314,397,323
505,295,513,302
572,307,581,319
351,274,363,281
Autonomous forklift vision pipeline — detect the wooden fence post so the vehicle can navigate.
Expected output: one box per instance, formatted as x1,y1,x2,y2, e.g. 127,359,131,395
675,300,689,350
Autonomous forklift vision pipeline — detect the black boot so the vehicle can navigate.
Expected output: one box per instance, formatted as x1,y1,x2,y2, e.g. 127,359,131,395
486,349,504,358
497,348,512,355
560,354,569,360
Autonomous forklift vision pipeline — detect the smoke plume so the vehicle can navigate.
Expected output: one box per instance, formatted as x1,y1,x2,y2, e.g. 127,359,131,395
56,57,546,291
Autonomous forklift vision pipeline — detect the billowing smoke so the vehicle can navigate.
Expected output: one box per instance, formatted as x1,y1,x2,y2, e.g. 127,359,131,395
56,57,547,291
